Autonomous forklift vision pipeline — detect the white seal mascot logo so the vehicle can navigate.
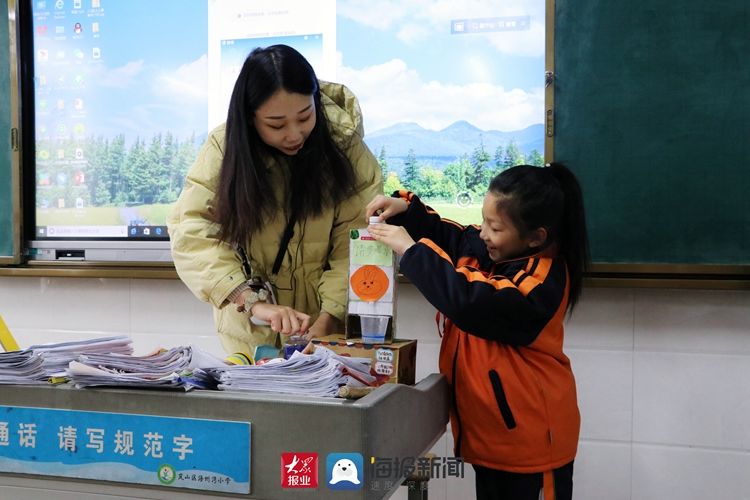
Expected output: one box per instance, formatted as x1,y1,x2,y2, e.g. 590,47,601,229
329,458,360,484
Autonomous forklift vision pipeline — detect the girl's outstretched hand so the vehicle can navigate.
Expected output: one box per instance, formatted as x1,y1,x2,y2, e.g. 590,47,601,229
365,195,408,222
367,222,415,256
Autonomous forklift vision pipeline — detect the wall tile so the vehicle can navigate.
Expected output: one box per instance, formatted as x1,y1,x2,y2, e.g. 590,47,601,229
565,287,634,350
635,289,750,354
632,444,750,500
569,348,633,442
7,328,129,350
574,440,631,500
395,284,438,342
0,277,130,332
443,431,476,500
415,339,441,383
634,352,750,449
130,279,215,336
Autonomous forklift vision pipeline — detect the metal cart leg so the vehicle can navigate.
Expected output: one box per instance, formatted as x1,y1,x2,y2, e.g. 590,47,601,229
402,453,436,500
403,477,429,500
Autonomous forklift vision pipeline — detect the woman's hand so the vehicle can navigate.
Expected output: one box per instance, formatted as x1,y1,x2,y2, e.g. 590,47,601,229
367,222,416,256
301,311,341,340
365,195,408,222
249,302,311,335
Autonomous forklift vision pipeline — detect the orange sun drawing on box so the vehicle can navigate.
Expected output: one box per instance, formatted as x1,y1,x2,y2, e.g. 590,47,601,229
350,265,389,302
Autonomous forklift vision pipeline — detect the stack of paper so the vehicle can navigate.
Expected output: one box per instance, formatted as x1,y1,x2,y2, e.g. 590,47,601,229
0,349,48,385
67,345,226,390
29,335,134,378
203,346,376,397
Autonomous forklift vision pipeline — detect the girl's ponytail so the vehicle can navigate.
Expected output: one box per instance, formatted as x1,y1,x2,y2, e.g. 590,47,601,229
548,162,590,312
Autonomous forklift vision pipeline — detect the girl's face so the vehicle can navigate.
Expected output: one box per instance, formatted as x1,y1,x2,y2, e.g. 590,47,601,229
479,192,543,262
253,90,316,156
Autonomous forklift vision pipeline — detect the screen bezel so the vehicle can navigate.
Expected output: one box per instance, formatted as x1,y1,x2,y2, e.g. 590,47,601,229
18,0,177,262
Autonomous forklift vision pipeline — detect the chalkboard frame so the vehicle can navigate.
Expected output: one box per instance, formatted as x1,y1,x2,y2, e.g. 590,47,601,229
0,0,22,264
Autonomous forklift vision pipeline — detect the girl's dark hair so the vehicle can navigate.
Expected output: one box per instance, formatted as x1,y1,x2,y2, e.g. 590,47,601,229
215,44,358,244
488,163,590,312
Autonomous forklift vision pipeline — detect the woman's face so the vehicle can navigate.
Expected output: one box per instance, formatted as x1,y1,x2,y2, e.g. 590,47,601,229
253,90,316,156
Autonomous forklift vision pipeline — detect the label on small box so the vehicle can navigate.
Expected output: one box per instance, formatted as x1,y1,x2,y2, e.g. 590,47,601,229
375,348,394,363
374,361,394,376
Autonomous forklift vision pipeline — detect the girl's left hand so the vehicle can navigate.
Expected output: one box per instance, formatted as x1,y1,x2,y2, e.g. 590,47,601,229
367,222,415,256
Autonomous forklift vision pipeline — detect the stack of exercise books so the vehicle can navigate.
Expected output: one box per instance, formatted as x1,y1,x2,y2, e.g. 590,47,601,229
29,335,134,379
202,345,377,397
0,349,47,384
2,335,379,397
66,345,225,391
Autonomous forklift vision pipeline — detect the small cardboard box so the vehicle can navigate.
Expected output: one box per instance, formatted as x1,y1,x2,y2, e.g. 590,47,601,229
311,334,417,385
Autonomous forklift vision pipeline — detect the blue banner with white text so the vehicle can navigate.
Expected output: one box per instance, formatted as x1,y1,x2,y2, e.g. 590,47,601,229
0,406,250,493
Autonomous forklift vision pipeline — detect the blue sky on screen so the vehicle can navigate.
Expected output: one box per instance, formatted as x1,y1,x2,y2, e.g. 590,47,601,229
34,0,544,145
334,0,546,133
76,0,207,143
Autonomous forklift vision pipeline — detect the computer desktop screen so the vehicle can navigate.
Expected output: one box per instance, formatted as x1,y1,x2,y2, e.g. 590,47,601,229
19,0,545,261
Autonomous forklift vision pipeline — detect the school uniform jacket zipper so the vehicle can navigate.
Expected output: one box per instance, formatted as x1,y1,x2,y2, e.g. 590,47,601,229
451,338,463,457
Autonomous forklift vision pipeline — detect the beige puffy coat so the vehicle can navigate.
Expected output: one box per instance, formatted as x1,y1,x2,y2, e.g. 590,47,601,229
167,82,382,354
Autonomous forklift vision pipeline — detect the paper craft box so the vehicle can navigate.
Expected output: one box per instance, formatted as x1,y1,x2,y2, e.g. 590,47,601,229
346,222,397,342
311,334,417,385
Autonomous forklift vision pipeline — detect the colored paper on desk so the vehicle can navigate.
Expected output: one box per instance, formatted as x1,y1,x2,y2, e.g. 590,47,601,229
253,344,281,364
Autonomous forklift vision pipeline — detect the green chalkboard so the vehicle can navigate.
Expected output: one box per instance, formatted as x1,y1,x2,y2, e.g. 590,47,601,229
554,0,749,268
0,0,16,261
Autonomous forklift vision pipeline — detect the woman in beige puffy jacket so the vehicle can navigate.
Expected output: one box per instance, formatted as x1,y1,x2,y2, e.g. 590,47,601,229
167,44,382,355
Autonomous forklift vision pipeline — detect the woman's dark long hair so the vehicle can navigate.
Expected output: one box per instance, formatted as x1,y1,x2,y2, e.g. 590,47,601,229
488,163,590,312
215,44,358,245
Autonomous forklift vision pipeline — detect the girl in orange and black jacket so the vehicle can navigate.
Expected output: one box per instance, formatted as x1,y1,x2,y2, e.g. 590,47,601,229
365,163,590,500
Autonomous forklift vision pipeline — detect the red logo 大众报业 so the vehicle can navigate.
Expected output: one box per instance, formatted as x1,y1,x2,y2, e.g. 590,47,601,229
281,452,318,488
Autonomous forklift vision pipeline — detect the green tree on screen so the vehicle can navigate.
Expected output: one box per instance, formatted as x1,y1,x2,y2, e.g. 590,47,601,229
468,141,491,191
172,133,197,199
527,149,544,167
444,155,471,193
415,167,456,200
383,171,404,195
503,140,525,169
107,134,127,204
401,148,419,191
377,146,389,189
122,138,149,204
156,132,177,203
494,144,505,171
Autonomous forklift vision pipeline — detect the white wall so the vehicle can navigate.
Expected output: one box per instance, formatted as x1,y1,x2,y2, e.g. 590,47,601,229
0,276,749,499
